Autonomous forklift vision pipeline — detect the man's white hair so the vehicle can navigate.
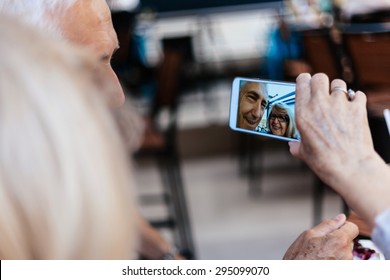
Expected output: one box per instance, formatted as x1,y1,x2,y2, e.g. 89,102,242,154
0,0,77,37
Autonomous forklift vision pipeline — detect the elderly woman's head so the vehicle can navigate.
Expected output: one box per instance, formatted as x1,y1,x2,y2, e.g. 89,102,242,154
0,15,138,259
268,102,298,138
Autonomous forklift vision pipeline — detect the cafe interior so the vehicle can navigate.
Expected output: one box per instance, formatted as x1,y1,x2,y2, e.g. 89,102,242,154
110,0,390,259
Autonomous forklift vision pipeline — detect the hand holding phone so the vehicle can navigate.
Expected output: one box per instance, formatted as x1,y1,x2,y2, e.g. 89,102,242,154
229,77,300,141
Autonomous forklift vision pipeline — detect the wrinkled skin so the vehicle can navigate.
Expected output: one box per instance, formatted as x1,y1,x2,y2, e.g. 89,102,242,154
284,214,359,260
289,73,374,185
60,0,124,108
288,73,390,227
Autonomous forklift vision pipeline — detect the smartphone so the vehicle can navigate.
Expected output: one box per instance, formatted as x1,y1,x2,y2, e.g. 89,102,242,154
229,77,300,142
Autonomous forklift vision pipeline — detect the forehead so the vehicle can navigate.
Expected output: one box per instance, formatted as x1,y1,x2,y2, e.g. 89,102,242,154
241,82,267,98
272,106,287,114
60,0,118,53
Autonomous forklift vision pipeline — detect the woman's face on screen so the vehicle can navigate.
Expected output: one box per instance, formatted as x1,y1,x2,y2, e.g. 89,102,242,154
269,112,288,136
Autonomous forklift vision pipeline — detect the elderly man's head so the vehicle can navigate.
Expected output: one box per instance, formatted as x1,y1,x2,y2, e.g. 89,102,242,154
0,0,124,107
237,81,268,130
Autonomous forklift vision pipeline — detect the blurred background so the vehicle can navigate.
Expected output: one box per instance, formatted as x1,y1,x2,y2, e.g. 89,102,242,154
110,0,390,259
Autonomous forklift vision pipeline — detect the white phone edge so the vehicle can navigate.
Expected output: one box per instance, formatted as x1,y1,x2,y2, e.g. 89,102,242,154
384,109,390,137
229,77,299,142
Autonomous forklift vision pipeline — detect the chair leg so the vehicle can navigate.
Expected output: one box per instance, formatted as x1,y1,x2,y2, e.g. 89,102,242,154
171,154,196,259
249,137,264,196
313,177,350,226
158,154,196,259
369,116,390,163
313,176,325,226
238,134,250,176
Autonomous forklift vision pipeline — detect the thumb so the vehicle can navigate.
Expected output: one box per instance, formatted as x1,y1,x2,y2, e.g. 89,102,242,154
288,141,301,158
311,213,347,236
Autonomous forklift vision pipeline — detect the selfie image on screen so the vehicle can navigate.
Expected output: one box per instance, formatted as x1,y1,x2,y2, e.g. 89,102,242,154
237,80,300,140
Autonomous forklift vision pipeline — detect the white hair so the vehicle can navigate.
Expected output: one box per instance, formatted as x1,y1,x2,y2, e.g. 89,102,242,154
0,15,138,259
109,0,139,11
0,0,77,37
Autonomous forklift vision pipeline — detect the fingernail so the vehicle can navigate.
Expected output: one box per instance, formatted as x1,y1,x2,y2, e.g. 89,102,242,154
332,214,344,221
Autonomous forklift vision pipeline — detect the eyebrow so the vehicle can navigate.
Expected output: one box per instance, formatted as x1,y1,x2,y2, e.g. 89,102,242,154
246,90,260,96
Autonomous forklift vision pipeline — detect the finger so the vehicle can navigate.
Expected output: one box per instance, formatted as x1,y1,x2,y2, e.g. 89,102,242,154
352,90,369,122
330,79,348,100
353,90,367,105
333,221,359,240
288,141,301,159
353,90,370,123
295,73,312,109
310,73,330,102
329,221,359,260
310,213,347,236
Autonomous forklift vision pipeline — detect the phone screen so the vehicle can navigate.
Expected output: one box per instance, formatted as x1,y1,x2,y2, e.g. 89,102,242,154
229,77,300,141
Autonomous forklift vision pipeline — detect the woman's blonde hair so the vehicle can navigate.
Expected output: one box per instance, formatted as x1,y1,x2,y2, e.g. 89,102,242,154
267,102,299,138
0,15,138,259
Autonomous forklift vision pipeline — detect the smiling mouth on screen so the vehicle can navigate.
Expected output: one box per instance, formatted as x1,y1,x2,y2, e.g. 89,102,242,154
244,118,259,129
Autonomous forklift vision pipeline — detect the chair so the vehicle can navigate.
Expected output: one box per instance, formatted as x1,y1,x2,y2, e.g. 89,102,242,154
341,23,390,236
300,27,345,81
350,9,390,24
111,12,196,258
342,23,390,162
134,37,196,259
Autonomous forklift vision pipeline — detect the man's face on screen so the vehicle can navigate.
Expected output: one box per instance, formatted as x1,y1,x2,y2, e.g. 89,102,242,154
237,82,267,130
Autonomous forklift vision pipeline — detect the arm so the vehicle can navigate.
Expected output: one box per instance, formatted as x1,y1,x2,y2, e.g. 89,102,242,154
289,73,390,227
113,104,185,260
136,213,185,260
